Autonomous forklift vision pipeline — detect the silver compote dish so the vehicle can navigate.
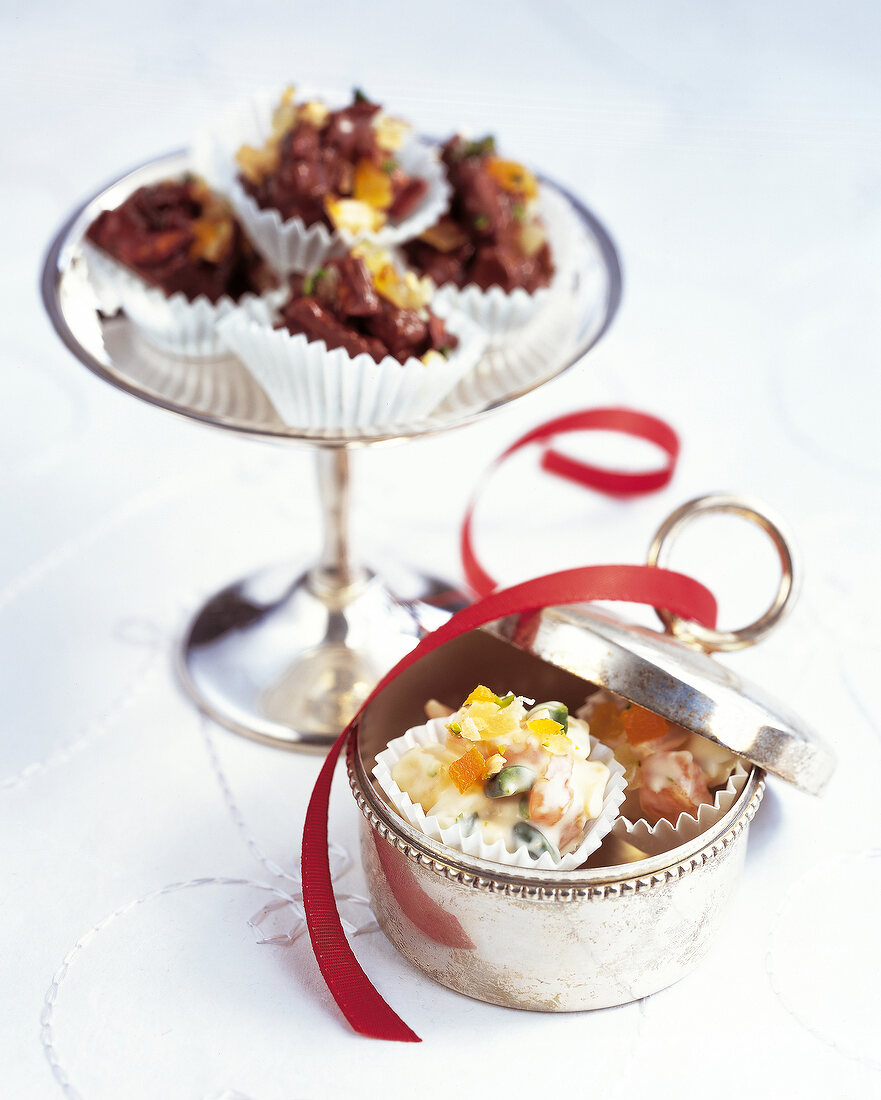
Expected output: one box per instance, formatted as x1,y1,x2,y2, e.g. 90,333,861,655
42,148,621,750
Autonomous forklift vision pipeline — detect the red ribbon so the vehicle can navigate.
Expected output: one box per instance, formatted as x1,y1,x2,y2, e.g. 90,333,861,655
461,407,680,597
301,564,717,1043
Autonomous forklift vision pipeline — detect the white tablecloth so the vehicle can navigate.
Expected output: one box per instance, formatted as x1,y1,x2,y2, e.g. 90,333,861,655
3,2,880,1096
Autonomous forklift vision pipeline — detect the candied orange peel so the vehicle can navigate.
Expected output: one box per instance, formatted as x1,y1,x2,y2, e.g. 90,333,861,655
353,159,394,211
527,717,565,740
464,685,499,706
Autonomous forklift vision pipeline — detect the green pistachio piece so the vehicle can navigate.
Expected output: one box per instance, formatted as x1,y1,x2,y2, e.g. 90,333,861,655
464,135,496,158
484,765,536,799
513,821,560,862
302,267,326,296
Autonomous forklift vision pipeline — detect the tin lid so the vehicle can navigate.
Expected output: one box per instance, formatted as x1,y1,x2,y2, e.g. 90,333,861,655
487,495,835,795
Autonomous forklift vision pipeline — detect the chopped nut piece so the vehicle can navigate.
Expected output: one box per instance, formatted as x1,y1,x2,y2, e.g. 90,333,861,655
271,86,299,138
235,142,280,185
299,98,330,128
519,219,547,257
484,753,507,777
372,113,410,152
425,699,455,720
418,219,470,253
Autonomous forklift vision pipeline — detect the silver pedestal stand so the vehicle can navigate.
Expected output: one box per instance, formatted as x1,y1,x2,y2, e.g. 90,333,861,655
42,150,621,750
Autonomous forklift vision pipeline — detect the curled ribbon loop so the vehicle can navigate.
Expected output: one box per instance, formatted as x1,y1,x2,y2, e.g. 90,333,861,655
301,563,717,1043
461,407,681,597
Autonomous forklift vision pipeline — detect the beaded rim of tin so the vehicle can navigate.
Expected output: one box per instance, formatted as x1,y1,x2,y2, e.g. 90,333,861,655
347,730,765,901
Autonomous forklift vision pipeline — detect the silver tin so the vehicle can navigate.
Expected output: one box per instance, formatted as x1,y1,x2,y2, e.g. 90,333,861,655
346,496,832,1010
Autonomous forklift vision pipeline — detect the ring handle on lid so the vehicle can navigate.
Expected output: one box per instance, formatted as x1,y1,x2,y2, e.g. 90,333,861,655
647,493,798,652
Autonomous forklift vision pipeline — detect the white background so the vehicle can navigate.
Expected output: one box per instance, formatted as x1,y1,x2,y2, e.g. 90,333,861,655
2,2,880,1097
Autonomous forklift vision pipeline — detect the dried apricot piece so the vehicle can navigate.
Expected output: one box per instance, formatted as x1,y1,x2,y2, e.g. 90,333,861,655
584,700,623,740
486,157,538,200
620,705,669,745
189,217,233,263
448,747,488,793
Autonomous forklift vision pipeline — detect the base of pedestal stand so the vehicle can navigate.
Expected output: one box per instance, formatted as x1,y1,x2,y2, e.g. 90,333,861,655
178,562,466,751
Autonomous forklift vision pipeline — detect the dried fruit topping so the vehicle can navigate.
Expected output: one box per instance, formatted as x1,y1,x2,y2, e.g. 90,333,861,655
85,177,274,303
236,87,424,234
448,747,488,793
188,216,234,264
371,113,411,152
526,717,566,740
271,85,299,138
585,700,625,740
486,157,538,200
353,159,394,210
324,197,384,236
464,685,503,706
235,142,281,186
402,134,552,293
418,218,471,253
278,249,457,366
620,706,669,745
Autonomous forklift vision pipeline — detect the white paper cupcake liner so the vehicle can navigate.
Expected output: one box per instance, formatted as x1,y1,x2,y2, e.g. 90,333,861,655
372,717,627,872
613,762,750,857
192,89,451,275
218,297,485,433
82,242,286,359
429,185,581,337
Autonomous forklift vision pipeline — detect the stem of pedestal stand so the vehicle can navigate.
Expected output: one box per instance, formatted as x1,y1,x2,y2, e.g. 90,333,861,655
180,442,465,748
308,447,367,601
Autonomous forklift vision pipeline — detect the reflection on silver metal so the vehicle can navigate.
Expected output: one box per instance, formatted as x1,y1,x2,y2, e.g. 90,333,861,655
647,493,799,652
178,557,461,751
488,603,834,794
41,150,622,447
42,151,621,748
349,631,765,1011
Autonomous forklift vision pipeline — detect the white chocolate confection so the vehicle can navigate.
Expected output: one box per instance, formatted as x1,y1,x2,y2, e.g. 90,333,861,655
577,688,739,825
390,686,610,862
